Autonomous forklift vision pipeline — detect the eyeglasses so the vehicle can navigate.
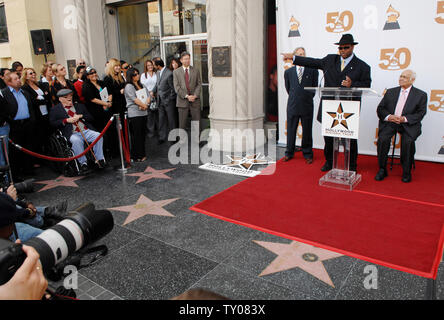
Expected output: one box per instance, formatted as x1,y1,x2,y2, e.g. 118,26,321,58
338,46,351,51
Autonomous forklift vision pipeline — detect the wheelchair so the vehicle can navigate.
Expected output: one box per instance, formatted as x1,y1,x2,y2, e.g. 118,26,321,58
47,130,95,177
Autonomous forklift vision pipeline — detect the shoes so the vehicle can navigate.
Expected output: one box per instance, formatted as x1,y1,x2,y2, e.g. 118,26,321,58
306,158,313,165
402,173,412,183
80,164,91,175
136,157,147,163
45,200,69,221
321,162,332,172
284,156,293,162
375,168,388,181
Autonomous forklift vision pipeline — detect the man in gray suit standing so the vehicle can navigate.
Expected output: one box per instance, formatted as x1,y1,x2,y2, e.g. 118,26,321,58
152,57,177,144
173,52,202,132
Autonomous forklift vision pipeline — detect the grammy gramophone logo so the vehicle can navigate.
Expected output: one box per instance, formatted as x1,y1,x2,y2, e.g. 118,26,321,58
289,16,301,37
384,5,401,30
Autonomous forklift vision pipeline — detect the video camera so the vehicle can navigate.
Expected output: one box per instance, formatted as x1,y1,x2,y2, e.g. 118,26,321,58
0,203,114,286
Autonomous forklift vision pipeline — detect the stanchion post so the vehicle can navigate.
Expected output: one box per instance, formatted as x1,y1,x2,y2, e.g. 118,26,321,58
125,112,132,152
115,114,128,173
0,135,13,185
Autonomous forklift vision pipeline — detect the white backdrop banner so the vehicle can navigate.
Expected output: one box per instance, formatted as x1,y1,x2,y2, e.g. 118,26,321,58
276,0,444,163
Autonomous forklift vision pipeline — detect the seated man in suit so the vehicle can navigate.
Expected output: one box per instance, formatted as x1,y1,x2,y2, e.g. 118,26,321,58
284,47,319,164
49,89,106,174
375,70,427,183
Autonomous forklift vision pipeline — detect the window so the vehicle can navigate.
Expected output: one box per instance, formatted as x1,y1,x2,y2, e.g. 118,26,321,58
0,4,8,43
162,0,206,36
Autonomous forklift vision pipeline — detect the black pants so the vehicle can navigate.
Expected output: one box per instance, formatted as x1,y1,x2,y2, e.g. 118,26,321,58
377,125,415,175
286,113,313,159
9,119,35,176
129,116,147,160
146,109,159,138
158,99,177,142
324,136,358,170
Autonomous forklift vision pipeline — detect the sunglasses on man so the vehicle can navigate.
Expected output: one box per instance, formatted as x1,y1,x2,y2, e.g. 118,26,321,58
338,46,351,51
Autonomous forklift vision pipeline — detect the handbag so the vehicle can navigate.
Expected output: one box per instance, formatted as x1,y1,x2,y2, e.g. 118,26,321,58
149,99,158,111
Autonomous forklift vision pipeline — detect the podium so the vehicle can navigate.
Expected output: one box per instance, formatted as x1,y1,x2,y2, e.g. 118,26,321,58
306,87,380,191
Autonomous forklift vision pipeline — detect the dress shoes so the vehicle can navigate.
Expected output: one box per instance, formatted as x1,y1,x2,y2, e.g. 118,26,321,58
375,169,388,181
283,156,293,162
321,162,332,172
305,158,313,165
402,173,412,183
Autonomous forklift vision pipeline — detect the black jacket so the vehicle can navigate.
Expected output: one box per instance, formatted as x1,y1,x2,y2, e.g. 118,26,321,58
21,83,51,121
0,87,36,125
0,192,29,228
49,102,96,139
293,54,372,122
284,66,319,116
377,86,428,141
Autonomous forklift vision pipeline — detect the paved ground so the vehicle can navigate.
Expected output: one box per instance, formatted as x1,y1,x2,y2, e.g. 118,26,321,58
26,139,444,300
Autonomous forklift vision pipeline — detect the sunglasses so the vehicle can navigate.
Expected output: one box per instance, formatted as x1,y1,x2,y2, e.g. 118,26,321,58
122,66,129,70
338,46,351,51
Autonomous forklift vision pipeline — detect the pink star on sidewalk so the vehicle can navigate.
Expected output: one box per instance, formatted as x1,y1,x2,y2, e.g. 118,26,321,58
254,240,343,287
126,166,176,184
35,175,85,192
109,194,179,226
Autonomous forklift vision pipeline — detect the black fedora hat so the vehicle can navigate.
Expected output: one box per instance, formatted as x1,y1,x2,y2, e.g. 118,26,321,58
335,34,359,46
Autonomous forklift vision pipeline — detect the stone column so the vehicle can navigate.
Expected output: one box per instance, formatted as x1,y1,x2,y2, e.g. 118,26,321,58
207,0,265,153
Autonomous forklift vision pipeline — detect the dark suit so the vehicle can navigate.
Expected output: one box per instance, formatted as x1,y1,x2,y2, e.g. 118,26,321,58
376,86,427,175
293,54,372,170
153,67,177,142
49,102,96,139
1,87,36,175
284,66,319,159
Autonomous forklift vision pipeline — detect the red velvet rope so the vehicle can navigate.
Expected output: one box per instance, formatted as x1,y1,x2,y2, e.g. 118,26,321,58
9,117,115,162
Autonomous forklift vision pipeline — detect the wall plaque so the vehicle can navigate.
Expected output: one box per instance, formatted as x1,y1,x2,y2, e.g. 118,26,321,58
212,46,232,77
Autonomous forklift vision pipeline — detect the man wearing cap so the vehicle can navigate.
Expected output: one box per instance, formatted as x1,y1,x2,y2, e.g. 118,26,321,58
282,34,371,172
49,89,106,174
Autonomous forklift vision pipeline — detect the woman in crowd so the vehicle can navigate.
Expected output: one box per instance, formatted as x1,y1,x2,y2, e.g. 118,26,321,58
21,67,52,167
169,58,181,71
124,68,149,162
103,58,126,158
120,60,129,82
49,64,78,106
82,66,112,133
73,65,86,104
140,60,158,138
38,63,53,93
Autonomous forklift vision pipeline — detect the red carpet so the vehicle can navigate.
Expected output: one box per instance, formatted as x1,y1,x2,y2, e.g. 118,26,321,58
191,150,444,279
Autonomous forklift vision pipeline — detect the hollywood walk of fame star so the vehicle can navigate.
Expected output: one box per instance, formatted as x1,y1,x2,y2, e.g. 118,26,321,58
35,175,85,192
327,103,355,130
253,240,343,287
225,154,275,171
126,166,176,184
109,195,179,226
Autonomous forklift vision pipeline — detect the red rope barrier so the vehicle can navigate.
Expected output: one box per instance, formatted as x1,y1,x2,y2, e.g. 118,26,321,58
9,117,115,162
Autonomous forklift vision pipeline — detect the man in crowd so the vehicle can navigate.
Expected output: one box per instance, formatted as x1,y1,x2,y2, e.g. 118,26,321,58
11,61,23,78
49,89,106,174
282,34,371,172
173,52,202,135
152,57,177,145
284,47,319,164
0,68,10,89
375,70,427,183
1,71,36,179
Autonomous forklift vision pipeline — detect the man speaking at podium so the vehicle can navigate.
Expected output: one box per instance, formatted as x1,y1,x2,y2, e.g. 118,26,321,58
282,34,371,173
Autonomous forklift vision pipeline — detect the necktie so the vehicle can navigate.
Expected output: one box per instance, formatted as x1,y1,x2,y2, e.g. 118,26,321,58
394,90,408,117
298,67,303,84
341,59,346,72
185,69,191,95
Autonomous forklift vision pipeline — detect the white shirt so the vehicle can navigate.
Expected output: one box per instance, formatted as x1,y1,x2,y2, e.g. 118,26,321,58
140,72,157,92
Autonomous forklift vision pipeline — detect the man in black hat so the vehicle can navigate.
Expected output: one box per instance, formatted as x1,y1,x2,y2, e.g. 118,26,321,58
282,34,372,172
49,89,106,174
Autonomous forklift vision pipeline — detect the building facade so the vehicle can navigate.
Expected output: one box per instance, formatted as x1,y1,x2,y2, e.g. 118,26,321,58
2,0,271,151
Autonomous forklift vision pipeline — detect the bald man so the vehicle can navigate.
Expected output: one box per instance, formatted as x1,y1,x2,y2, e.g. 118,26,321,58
375,70,428,183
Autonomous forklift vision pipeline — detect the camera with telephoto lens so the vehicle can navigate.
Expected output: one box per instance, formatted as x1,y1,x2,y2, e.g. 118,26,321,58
0,165,35,194
0,203,114,286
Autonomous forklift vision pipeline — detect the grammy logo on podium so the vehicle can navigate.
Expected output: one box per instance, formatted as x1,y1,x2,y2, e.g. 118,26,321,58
288,16,301,37
384,5,401,30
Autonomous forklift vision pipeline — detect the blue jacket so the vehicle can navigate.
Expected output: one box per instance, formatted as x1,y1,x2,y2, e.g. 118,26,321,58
284,66,319,116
